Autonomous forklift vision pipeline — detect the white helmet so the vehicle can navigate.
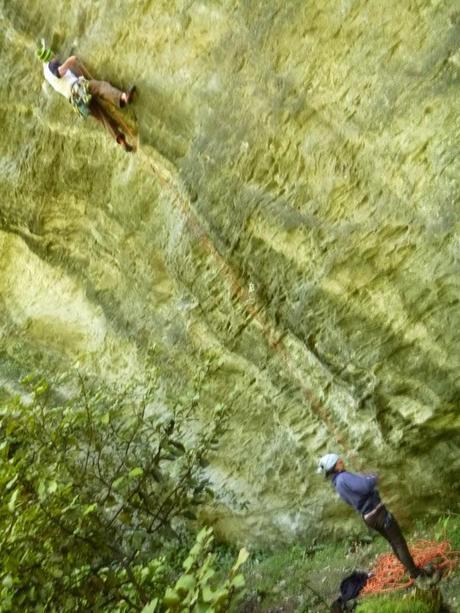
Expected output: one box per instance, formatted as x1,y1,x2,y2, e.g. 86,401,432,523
317,453,339,475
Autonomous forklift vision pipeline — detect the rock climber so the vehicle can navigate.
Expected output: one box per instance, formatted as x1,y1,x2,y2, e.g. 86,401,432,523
36,40,136,152
317,453,438,587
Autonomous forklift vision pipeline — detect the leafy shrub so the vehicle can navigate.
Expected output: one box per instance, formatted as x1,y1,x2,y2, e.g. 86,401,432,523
143,526,248,612
0,375,243,611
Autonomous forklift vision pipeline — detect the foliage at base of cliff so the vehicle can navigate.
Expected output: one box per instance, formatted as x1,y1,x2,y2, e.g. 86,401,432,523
0,374,247,611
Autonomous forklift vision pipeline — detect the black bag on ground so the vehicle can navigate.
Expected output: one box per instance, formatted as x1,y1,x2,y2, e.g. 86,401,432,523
330,570,369,612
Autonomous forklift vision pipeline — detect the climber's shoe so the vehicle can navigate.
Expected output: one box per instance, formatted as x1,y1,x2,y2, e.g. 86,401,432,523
116,134,133,153
119,86,136,108
126,85,137,104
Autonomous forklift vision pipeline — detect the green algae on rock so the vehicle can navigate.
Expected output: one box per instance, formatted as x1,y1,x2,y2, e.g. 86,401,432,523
0,0,459,544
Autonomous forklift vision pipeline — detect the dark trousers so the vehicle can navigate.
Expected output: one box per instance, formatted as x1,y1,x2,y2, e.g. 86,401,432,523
364,506,420,578
87,80,125,144
89,99,123,143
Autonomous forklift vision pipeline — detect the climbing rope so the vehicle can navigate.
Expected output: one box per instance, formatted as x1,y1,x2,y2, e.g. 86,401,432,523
361,539,460,595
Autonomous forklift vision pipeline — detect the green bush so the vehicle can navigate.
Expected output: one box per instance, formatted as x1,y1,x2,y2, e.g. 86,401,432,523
143,527,248,612
0,374,245,611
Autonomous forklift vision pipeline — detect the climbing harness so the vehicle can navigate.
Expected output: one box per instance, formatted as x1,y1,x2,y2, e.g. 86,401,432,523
70,78,92,119
361,539,459,595
363,502,384,521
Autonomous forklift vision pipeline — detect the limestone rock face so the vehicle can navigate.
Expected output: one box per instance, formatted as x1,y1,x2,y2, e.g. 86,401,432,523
0,1,459,544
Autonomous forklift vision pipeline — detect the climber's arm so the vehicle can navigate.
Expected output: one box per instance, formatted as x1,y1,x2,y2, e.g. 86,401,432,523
58,56,92,79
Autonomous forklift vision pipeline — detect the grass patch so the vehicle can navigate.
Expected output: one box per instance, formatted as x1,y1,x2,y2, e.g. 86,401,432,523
356,592,436,613
231,513,460,612
234,534,386,611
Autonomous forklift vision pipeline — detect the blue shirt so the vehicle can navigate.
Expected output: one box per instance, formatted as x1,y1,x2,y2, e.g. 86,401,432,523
331,471,381,515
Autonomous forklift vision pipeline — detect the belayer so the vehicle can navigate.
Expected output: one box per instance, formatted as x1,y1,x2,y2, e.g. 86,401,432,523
317,453,438,587
37,40,136,152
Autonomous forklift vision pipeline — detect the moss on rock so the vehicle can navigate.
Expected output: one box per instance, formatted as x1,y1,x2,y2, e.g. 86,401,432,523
0,0,459,543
